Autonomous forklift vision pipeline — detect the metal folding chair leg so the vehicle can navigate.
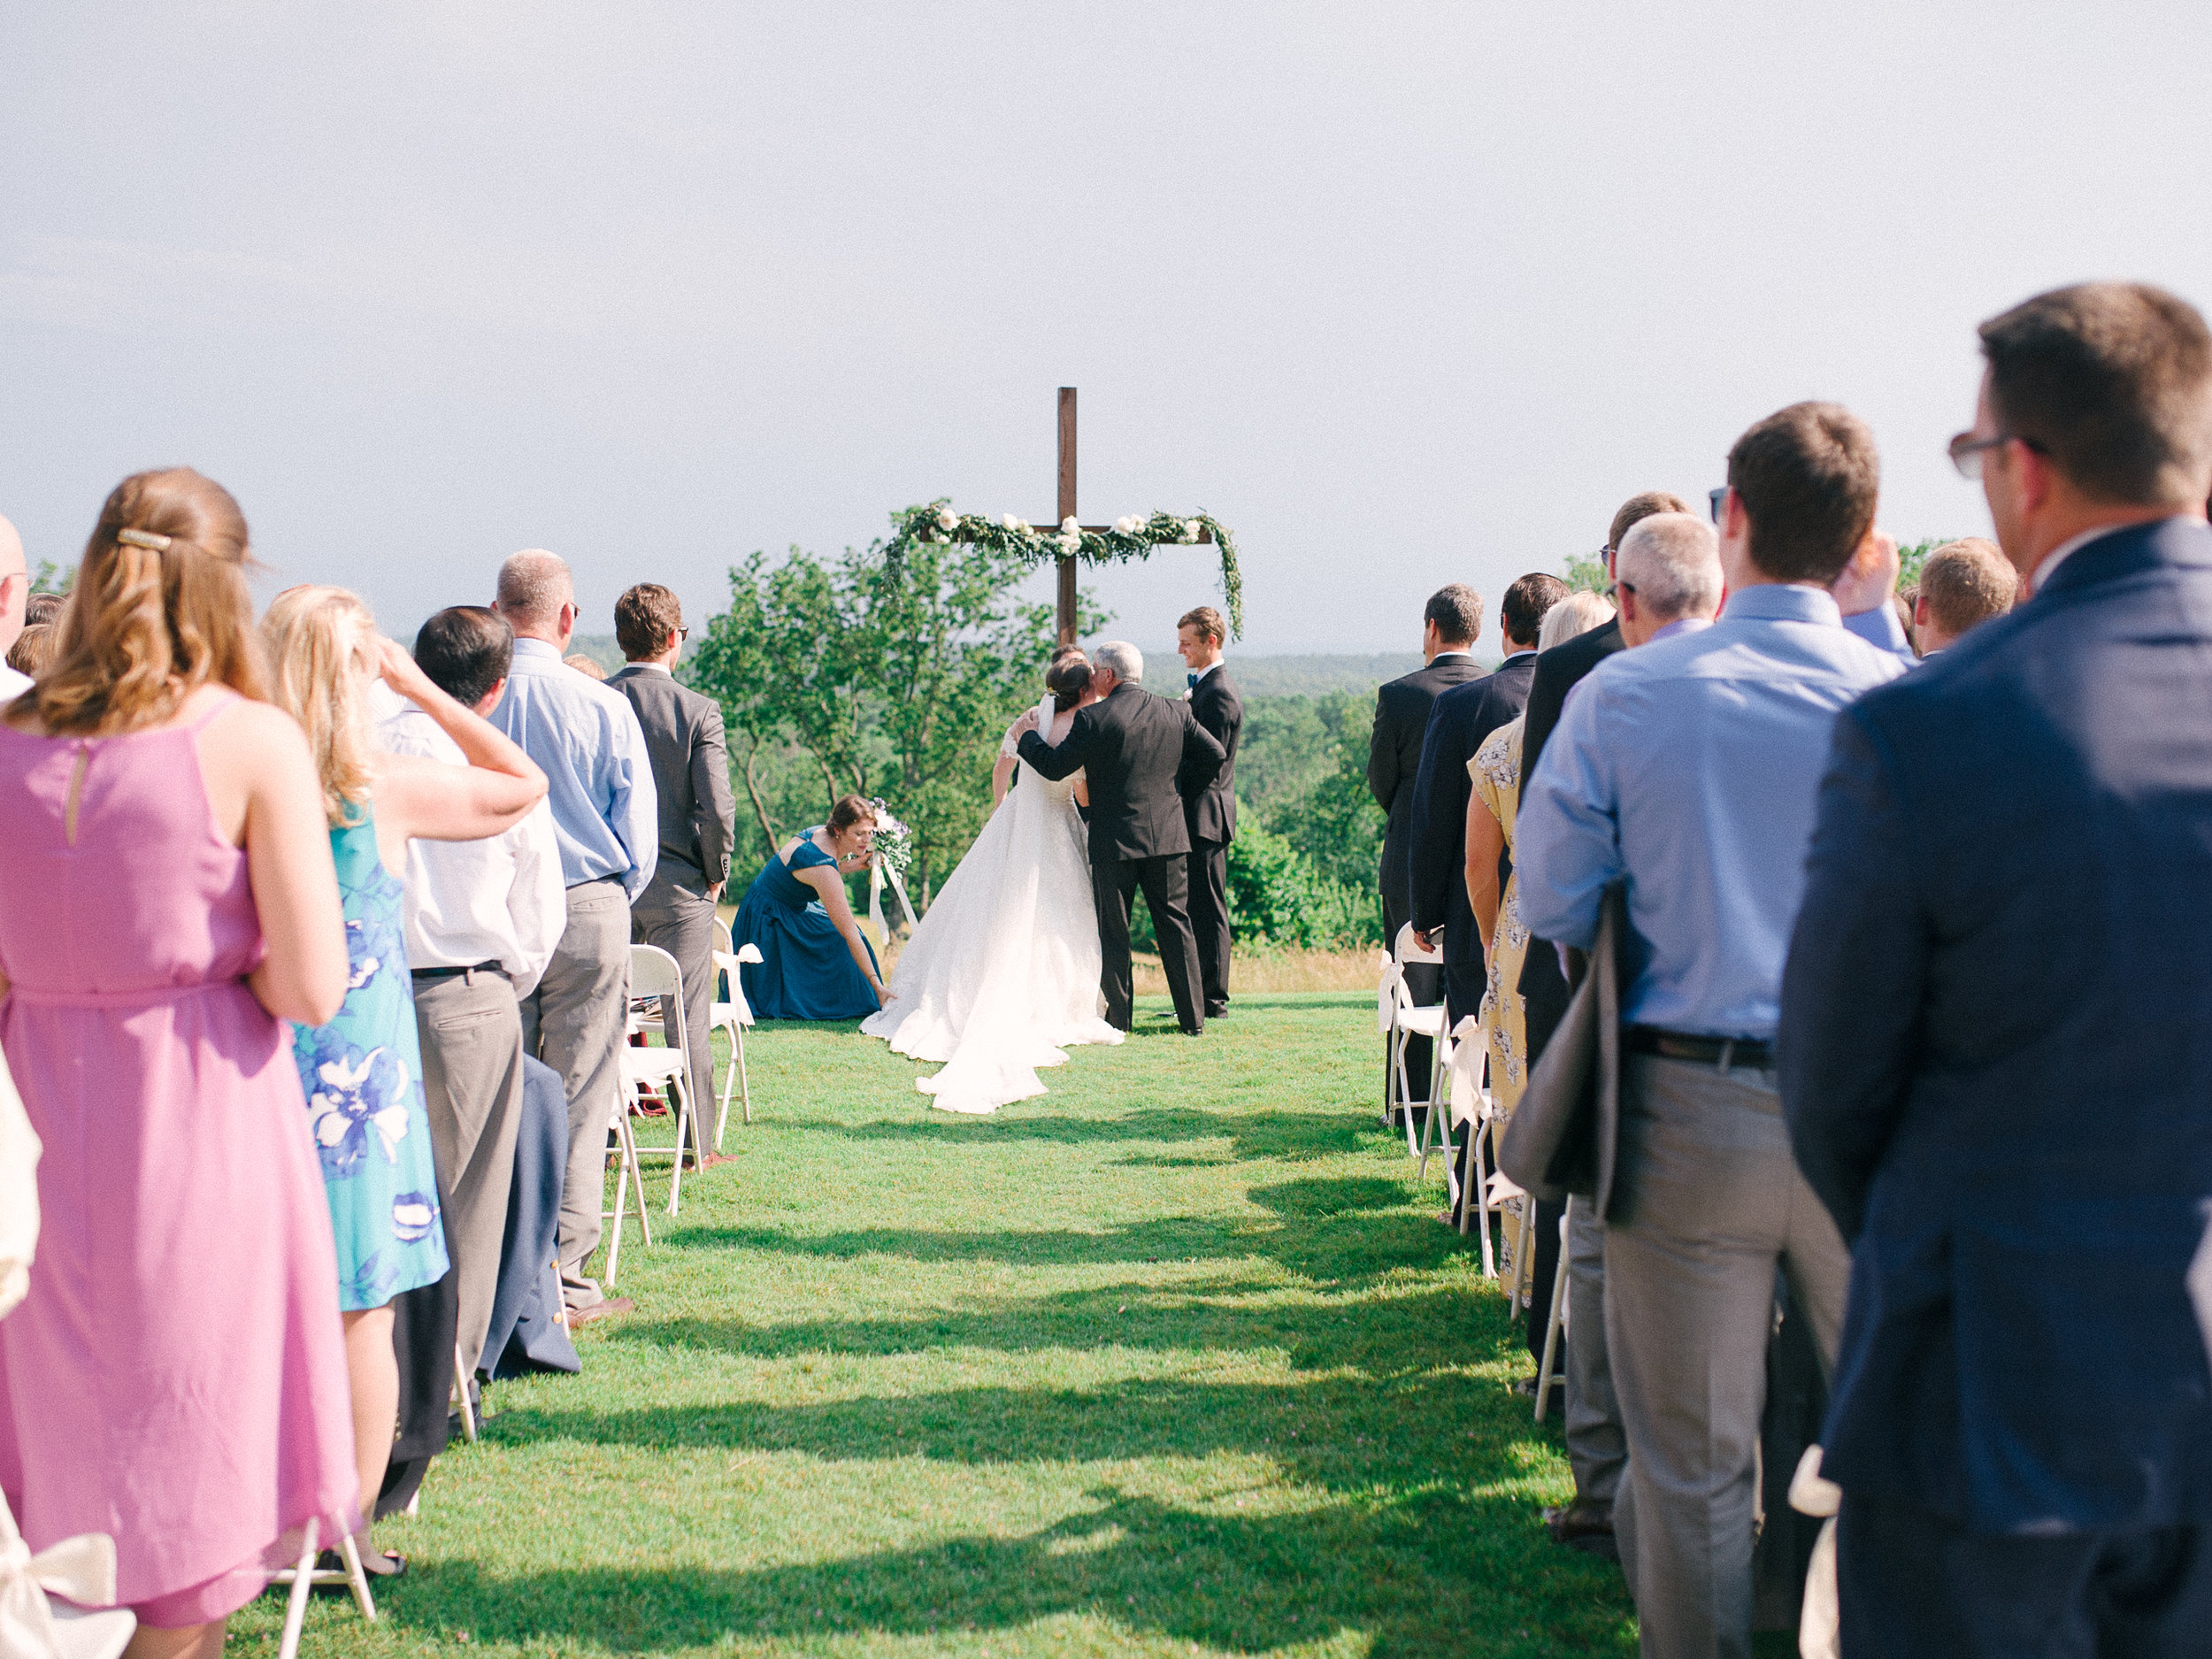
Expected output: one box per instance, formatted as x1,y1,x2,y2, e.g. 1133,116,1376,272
276,1519,319,1659
1534,1201,1572,1423
451,1336,477,1445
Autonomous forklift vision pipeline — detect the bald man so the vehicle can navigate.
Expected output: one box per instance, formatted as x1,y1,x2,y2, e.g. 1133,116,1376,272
0,516,31,700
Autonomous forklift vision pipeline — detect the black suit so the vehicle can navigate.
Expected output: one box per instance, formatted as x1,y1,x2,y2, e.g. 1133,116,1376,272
1782,520,2212,1640
1179,667,1243,1018
610,664,738,1121
1407,653,1537,1025
1513,620,1621,1377
1020,681,1226,1033
1368,653,1487,948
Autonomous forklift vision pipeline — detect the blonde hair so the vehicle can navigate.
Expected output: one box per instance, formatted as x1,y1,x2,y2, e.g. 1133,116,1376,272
1538,589,1617,653
261,585,380,826
9,468,266,734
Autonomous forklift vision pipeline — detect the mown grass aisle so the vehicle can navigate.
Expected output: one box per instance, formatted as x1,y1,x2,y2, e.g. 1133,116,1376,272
234,993,1633,1656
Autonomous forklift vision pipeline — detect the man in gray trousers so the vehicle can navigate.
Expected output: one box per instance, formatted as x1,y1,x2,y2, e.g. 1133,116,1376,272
1517,409,1906,1657
607,584,735,1129
380,606,566,1379
490,550,658,1322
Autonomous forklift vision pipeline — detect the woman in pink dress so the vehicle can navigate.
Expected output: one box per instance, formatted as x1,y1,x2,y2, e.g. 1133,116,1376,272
0,468,357,1658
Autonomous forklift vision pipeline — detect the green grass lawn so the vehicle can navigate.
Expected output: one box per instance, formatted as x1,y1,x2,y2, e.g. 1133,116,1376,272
231,992,1636,1656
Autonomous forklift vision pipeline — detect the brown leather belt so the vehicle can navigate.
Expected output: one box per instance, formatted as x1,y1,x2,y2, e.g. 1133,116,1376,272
1626,1027,1775,1068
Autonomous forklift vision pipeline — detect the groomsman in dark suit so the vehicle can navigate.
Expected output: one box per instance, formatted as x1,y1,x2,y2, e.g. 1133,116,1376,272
1368,585,1487,949
1018,641,1225,1035
608,585,737,1124
1408,572,1563,1025
1175,606,1242,1020
1784,282,2212,1649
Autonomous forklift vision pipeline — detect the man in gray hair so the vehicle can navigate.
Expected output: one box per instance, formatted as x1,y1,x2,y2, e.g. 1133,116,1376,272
489,549,659,1323
1015,638,1226,1033
1614,512,1725,647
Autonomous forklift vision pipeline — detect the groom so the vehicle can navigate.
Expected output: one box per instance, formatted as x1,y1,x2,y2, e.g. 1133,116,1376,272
1017,641,1227,1035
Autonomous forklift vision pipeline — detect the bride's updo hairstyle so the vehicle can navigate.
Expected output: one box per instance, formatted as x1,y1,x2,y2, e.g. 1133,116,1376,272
12,468,265,735
1047,654,1091,712
826,795,876,837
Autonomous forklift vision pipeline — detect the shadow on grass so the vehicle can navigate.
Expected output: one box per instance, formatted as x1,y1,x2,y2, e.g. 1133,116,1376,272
365,1485,1631,1657
807,1104,1376,1161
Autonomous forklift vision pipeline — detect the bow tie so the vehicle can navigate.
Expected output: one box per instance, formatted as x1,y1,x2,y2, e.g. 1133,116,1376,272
1187,672,1201,688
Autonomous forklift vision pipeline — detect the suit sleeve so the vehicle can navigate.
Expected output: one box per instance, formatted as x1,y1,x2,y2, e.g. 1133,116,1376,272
692,701,736,888
1780,708,1928,1244
609,698,659,901
1513,675,1620,950
1521,653,1570,787
1179,705,1226,785
1407,696,1471,936
1367,688,1398,810
1018,712,1090,781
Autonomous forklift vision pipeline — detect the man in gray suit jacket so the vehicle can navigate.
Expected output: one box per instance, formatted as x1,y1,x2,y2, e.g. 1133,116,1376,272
610,585,737,1124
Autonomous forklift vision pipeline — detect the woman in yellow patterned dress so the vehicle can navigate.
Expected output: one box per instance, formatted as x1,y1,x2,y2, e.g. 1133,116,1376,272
1464,590,1617,1125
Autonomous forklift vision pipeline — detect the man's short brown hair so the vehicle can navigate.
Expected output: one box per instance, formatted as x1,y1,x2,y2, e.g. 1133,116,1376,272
1978,281,2212,507
615,582,685,660
1501,572,1569,647
1178,605,1226,645
1917,538,2016,641
1423,583,1483,646
1727,402,1880,586
1609,490,1692,553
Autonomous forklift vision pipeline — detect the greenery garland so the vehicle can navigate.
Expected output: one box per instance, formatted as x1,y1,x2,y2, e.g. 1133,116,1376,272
883,502,1243,639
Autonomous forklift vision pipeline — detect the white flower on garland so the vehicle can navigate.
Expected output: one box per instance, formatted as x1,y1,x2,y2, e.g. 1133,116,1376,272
1003,514,1025,532
1182,519,1202,543
935,507,958,531
1114,515,1138,534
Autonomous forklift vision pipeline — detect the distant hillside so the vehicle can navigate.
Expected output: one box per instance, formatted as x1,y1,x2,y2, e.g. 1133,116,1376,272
1190,652,1432,697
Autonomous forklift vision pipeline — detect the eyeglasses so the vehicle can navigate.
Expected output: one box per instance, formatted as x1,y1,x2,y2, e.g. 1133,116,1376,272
1947,430,2043,480
1708,487,1729,526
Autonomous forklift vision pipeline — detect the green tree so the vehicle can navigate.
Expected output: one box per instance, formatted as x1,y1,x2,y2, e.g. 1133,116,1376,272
1560,549,1609,595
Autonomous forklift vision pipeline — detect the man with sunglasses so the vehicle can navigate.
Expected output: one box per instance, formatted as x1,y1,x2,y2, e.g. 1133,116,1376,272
611,582,735,1134
1783,282,2212,1650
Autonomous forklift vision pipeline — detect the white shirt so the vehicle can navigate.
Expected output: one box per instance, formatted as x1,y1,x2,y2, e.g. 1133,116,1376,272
0,663,29,703
376,696,566,997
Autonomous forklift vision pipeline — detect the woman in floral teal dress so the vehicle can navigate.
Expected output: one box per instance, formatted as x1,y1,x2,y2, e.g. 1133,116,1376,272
265,587,547,1574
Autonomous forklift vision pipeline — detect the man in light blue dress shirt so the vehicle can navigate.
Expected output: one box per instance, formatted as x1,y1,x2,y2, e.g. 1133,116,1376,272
1516,404,1905,1659
490,549,658,1320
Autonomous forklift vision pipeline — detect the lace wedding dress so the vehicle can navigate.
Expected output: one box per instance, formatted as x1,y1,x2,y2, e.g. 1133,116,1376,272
861,703,1123,1113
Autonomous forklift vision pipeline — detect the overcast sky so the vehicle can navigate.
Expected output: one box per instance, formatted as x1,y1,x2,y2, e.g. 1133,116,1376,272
4,4,2208,654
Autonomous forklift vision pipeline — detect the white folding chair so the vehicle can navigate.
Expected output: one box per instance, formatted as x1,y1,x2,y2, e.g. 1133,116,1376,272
710,918,763,1141
1384,926,1448,1161
622,943,701,1217
1534,1200,1572,1422
269,1518,377,1635
599,1099,651,1286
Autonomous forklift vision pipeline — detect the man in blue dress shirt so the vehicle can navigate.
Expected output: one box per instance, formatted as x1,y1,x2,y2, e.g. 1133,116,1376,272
1783,283,2212,1650
490,549,658,1322
1517,403,1904,1657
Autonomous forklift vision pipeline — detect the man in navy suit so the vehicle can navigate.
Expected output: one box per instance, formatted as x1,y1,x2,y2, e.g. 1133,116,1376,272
1407,572,1564,1026
1782,281,2212,1649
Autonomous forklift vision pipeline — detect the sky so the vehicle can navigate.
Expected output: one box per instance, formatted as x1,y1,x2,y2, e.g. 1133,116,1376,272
3,3,2208,655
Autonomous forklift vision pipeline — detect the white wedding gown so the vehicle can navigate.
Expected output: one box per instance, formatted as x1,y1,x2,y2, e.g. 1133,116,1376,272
860,705,1123,1113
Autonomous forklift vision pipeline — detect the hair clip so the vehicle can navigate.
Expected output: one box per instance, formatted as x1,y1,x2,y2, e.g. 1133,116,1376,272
116,528,173,551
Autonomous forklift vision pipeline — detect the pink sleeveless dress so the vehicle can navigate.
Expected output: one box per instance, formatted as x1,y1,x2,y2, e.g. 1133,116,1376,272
0,697,359,1626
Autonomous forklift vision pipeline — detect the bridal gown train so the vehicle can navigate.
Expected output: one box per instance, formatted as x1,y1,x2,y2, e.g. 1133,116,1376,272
861,732,1123,1114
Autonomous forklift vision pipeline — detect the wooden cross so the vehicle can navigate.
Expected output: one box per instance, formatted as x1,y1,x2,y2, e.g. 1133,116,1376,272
1041,386,1213,647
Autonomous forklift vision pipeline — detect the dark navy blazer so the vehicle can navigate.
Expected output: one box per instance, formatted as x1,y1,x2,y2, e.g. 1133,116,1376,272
1781,517,2212,1534
1407,655,1537,967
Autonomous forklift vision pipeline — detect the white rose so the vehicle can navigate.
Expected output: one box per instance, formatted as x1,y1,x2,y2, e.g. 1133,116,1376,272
1113,515,1137,535
1183,518,1202,543
936,508,957,531
1062,516,1080,535
1003,513,1023,532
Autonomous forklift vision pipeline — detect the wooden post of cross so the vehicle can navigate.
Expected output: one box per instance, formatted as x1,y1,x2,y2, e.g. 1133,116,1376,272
1042,385,1213,649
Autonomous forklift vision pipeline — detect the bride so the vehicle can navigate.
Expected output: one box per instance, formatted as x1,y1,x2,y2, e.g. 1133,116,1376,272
861,651,1123,1112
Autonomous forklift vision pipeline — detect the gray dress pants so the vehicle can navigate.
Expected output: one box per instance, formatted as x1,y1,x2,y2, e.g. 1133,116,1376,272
1564,1195,1626,1509
1602,1053,1851,1659
630,877,718,1134
519,878,632,1312
412,968,526,1380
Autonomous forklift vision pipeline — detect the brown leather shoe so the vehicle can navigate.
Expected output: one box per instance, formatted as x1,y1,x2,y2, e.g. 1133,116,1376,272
566,1296,634,1326
1543,1502,1618,1558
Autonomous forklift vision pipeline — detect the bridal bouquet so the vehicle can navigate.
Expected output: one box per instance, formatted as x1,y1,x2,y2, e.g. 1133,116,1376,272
867,801,915,876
